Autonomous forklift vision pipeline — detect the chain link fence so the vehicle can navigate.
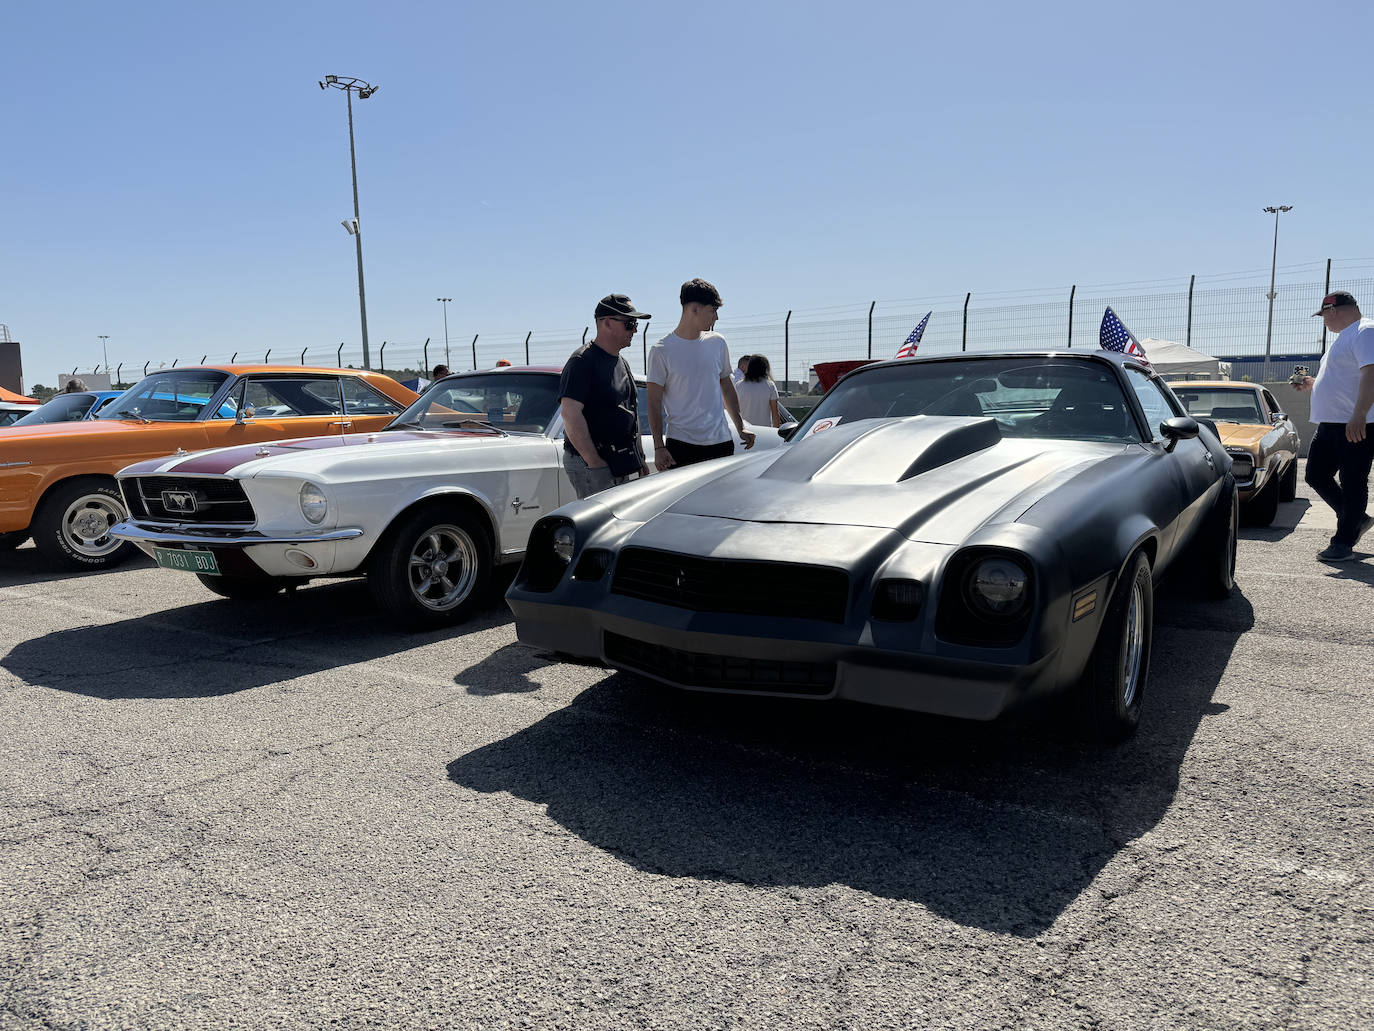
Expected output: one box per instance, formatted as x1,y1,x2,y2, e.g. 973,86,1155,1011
76,260,1374,391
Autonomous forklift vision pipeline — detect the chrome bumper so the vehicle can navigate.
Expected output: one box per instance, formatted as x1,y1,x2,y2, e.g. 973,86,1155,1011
110,522,364,546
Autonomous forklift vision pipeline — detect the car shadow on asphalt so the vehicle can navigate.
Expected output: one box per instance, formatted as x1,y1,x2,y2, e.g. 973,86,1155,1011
1240,498,1309,541
446,584,1256,937
0,578,519,700
0,544,154,588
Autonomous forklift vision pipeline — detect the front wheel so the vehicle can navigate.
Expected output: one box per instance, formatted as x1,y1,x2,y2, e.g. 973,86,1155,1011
1278,459,1298,502
1243,473,1279,527
32,479,134,570
367,507,492,629
196,574,289,600
1077,551,1153,745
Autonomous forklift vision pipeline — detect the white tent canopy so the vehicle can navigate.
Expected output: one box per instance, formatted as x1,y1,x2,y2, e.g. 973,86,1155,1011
1138,338,1231,380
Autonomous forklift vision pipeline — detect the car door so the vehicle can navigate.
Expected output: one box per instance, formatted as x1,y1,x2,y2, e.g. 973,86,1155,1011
1124,367,1218,554
337,375,408,433
205,375,353,446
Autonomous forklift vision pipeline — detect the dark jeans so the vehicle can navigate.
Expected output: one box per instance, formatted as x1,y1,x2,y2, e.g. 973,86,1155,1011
666,437,734,467
1305,422,1374,547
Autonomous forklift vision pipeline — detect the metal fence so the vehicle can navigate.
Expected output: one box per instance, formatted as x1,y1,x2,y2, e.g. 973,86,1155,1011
71,259,1374,392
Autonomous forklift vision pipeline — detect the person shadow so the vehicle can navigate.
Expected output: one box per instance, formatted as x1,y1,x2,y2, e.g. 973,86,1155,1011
447,583,1255,936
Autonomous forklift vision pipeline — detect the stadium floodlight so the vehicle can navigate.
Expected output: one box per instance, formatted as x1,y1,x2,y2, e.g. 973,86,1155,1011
1261,205,1294,361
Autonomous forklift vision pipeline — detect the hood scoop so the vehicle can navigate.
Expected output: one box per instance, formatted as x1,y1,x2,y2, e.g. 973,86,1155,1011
763,416,1002,485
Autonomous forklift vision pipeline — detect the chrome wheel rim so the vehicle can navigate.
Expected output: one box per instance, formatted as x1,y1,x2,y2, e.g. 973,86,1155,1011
62,493,126,558
1120,579,1145,709
406,524,478,611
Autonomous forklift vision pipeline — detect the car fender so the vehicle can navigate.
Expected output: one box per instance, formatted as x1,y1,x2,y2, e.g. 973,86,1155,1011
372,485,505,561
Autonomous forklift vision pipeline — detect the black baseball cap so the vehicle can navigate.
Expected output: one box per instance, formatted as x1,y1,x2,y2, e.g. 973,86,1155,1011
1312,290,1358,316
594,294,651,320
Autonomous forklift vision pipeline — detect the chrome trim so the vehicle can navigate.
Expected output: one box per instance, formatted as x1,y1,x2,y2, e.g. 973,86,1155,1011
110,522,363,546
0,461,33,468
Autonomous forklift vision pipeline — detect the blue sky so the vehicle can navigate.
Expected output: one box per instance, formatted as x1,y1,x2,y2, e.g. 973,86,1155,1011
3,0,1371,385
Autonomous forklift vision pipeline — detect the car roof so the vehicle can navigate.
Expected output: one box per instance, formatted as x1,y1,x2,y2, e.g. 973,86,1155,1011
148,364,392,376
1169,380,1255,389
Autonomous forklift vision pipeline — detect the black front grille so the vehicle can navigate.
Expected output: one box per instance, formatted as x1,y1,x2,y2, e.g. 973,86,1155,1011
610,548,849,623
125,476,255,524
605,632,836,696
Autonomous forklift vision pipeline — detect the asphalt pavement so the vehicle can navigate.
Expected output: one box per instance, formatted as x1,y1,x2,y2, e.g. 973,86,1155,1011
1,468,1371,1030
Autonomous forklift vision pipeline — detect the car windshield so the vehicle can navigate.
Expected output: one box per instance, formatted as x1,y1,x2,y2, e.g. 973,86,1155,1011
12,393,98,425
388,372,561,433
1172,388,1264,424
798,356,1142,444
97,370,231,421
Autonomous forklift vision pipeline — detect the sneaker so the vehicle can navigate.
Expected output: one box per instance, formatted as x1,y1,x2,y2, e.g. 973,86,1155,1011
1318,543,1356,562
1357,515,1374,546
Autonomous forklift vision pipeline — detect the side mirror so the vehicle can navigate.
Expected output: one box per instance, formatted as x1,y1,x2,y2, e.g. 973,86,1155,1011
1271,411,1286,423
235,404,256,424
778,422,800,441
1160,415,1200,452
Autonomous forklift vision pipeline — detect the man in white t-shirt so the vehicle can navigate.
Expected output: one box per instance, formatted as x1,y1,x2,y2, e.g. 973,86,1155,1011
647,278,755,470
730,355,751,385
1293,290,1374,562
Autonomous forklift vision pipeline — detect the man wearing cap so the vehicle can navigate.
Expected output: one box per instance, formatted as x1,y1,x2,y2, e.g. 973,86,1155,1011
557,294,651,499
647,278,755,470
1293,290,1374,562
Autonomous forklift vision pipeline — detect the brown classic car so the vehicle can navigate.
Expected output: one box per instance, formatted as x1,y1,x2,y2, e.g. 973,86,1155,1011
0,365,416,569
1171,380,1301,526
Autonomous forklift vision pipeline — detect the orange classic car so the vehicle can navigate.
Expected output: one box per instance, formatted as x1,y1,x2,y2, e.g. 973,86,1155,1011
1171,380,1301,526
0,365,416,568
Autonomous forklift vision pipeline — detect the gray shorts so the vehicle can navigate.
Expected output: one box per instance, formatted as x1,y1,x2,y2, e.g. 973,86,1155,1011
564,450,638,499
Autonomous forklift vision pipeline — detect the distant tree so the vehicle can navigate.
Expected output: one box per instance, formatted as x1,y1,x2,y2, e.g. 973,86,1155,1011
30,384,57,401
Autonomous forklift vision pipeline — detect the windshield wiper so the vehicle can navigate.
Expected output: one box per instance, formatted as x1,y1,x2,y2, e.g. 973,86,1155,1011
111,408,151,424
441,419,508,435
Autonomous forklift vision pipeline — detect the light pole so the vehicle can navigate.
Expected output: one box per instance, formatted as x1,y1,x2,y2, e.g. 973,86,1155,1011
1262,205,1293,360
437,298,452,368
98,335,109,375
319,74,379,369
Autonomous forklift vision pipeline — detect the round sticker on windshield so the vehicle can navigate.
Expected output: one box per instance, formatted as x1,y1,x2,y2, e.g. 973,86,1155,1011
806,417,842,438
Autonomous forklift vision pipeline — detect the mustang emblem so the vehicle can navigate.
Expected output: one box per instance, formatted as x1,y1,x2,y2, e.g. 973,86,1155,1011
161,490,198,514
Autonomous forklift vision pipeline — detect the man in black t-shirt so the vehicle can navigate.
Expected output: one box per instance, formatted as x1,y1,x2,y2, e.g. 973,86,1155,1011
558,293,652,499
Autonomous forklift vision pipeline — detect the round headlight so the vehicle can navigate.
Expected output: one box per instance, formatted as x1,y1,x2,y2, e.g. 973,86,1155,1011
551,524,576,564
966,557,1029,617
299,482,328,524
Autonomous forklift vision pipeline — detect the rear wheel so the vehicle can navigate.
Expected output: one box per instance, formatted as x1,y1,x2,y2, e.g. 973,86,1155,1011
1278,459,1298,502
196,574,289,600
1077,551,1152,745
32,479,134,570
367,506,492,629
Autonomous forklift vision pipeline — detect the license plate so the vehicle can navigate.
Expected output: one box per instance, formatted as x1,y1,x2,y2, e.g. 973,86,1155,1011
153,546,220,576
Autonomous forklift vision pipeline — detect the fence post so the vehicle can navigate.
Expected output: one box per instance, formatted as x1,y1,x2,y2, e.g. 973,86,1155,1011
265,349,272,364
337,343,344,366
200,355,207,364
962,293,971,352
378,341,386,371
1186,274,1195,348
143,362,149,376
1322,258,1332,354
582,326,588,345
867,301,875,359
115,363,122,384
423,339,429,372
230,353,237,363
300,348,307,365
1067,285,1075,347
642,321,650,375
784,310,792,392
524,331,531,365
172,359,178,367
71,366,78,375
471,334,479,369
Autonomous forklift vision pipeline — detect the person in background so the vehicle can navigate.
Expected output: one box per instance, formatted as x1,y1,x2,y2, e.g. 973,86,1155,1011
731,354,752,385
735,354,781,428
558,293,651,499
495,359,512,368
64,379,88,393
1294,290,1374,562
647,278,755,470
431,364,450,380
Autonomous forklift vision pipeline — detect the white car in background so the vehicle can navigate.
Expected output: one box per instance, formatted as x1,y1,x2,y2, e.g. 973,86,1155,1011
110,366,787,628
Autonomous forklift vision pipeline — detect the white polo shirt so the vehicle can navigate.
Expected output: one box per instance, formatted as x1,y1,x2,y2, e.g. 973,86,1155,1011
1310,316,1374,423
647,332,733,445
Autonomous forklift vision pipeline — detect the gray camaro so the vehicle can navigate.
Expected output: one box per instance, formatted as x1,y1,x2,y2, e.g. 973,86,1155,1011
506,352,1237,743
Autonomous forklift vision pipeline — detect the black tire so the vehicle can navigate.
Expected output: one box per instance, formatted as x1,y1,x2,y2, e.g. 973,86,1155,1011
1243,473,1279,527
1278,459,1298,502
1077,551,1153,745
0,531,30,552
32,478,135,570
196,574,289,600
1191,476,1237,600
367,505,492,629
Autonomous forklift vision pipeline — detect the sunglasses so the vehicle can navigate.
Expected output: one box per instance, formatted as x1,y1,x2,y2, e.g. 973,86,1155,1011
603,316,638,331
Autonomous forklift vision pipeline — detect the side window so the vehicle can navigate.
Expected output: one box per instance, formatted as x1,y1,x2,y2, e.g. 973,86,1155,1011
209,380,245,420
1124,369,1180,441
1261,389,1281,418
340,377,404,416
240,377,342,418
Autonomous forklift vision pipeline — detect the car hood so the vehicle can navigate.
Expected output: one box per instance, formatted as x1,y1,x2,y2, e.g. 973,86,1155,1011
1213,423,1270,450
117,428,548,480
0,418,151,444
655,416,1131,545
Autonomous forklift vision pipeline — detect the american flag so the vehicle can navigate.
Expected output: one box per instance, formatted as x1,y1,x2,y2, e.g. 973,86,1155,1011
894,311,932,359
1099,307,1150,364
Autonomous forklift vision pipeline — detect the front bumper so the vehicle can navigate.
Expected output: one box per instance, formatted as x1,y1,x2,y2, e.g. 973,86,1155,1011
508,592,1063,721
110,521,363,578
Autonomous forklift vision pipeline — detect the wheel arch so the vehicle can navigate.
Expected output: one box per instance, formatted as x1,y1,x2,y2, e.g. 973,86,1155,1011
35,472,123,518
369,488,500,563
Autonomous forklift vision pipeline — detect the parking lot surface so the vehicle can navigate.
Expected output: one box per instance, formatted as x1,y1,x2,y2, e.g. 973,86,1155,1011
1,471,1371,1030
